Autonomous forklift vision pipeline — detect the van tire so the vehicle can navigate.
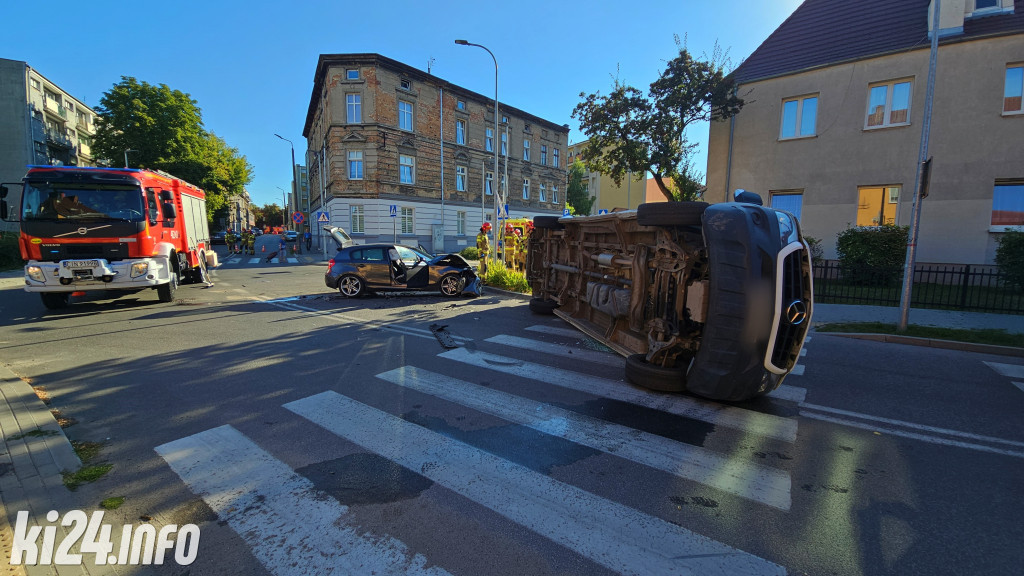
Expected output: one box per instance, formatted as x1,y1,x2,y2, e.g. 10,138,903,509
528,298,558,315
624,354,687,392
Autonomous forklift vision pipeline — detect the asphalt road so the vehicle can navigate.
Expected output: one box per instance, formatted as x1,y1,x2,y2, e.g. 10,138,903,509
0,244,1021,576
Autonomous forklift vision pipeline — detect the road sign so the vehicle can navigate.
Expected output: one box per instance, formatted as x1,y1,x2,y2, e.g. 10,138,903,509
598,209,609,215
292,212,305,224
389,205,397,217
562,208,570,217
498,204,509,220
316,211,330,223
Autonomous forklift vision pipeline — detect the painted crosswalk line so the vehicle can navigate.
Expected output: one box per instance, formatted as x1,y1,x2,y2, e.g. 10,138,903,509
485,334,623,367
984,361,1024,379
285,391,786,576
155,425,450,576
377,366,792,510
438,347,799,443
524,324,590,339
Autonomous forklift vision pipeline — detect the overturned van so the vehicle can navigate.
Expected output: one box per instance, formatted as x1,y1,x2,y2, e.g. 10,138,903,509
525,192,813,402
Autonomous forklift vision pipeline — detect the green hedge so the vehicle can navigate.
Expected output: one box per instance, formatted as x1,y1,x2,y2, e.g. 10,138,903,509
459,246,480,260
835,225,908,286
0,233,22,272
996,229,1024,289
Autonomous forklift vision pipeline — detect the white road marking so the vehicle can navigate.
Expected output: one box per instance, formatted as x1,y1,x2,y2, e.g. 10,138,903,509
438,348,798,443
800,348,807,357
1014,382,1024,394
769,385,807,403
287,257,298,263
789,364,805,376
155,425,450,576
984,361,1024,379
378,366,792,510
285,391,787,576
524,325,590,339
485,334,622,367
248,258,260,264
799,411,1024,460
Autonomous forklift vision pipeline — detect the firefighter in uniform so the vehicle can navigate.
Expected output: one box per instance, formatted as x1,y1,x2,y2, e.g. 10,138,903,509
225,230,236,254
245,229,256,255
476,226,490,275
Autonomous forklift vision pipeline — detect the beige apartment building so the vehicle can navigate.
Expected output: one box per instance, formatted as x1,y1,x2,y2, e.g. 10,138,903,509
706,0,1023,264
0,59,97,229
566,142,648,214
302,53,569,253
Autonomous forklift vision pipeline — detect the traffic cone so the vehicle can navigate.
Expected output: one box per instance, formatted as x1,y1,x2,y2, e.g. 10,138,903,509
262,245,266,253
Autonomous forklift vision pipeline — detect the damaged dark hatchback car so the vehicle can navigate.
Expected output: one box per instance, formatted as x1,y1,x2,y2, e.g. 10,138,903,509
324,226,482,298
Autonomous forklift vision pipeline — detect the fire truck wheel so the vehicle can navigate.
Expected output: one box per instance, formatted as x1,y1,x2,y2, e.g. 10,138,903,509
636,202,708,227
533,216,565,230
528,298,558,314
157,271,178,303
624,354,687,392
40,292,69,310
338,274,365,298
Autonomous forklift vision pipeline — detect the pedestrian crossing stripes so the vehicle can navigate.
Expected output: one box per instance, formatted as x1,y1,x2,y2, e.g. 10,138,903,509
984,361,1024,379
376,365,792,510
285,391,786,576
437,347,799,443
216,255,299,265
155,425,450,576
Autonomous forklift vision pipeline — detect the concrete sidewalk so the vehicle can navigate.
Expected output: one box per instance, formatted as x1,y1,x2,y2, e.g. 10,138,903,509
811,303,1024,334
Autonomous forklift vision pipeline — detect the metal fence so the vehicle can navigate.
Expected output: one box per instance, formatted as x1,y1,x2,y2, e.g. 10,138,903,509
813,260,1024,315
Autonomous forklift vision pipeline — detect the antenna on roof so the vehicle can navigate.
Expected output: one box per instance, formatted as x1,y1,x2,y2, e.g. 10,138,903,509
427,57,435,74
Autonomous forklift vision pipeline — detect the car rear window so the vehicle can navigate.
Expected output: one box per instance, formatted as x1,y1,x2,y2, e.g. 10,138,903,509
350,247,386,262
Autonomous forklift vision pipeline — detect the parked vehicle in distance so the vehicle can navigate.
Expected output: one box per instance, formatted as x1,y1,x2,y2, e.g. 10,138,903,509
526,191,813,402
284,230,297,242
211,231,226,245
251,228,262,236
323,226,481,298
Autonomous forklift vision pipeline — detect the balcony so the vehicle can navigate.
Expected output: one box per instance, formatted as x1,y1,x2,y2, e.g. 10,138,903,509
46,129,72,149
44,98,67,120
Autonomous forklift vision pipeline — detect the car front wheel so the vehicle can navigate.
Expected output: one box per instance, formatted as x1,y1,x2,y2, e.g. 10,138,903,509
338,274,365,298
439,273,464,297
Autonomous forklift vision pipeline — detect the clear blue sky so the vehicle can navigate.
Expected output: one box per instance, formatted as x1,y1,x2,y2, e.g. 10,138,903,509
3,0,803,207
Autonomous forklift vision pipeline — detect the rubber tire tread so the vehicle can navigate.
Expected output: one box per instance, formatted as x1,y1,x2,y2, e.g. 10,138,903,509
636,202,708,227
624,354,686,392
40,292,69,310
528,298,558,315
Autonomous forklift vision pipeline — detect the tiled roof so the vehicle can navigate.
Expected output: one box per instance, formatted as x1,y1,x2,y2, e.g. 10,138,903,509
733,0,1024,85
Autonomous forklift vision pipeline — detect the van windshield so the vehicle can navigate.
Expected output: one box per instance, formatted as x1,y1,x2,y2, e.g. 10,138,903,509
22,183,145,222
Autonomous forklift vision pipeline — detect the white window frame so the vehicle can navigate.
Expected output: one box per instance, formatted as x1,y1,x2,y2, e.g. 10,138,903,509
523,139,531,162
486,128,493,152
399,155,415,184
456,166,466,191
456,120,466,145
539,183,546,203
990,181,1024,231
552,185,559,204
346,69,359,80
456,211,466,235
780,94,818,139
346,93,361,124
769,190,804,221
400,207,414,234
501,132,507,156
1004,64,1023,116
399,101,414,132
457,99,466,111
541,145,547,165
348,150,363,180
522,178,530,200
865,80,912,129
350,205,365,233
485,172,493,195
553,148,560,168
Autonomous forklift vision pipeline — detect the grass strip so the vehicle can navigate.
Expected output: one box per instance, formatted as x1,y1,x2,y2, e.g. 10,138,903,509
816,322,1024,348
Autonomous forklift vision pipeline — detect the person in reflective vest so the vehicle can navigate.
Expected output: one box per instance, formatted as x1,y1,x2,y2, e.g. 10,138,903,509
476,227,490,275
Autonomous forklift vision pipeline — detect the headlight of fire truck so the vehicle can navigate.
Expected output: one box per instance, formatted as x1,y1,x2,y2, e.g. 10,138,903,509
130,262,149,278
26,266,45,283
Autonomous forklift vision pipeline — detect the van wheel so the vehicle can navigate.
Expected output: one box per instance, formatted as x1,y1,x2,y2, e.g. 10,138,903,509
637,202,708,227
625,354,687,392
528,298,558,314
40,293,70,310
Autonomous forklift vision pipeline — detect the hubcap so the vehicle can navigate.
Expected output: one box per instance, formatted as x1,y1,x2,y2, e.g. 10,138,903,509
340,277,360,296
441,276,458,295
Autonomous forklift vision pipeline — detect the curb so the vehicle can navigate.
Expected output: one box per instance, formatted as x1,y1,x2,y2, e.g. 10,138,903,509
822,332,1024,358
483,285,532,301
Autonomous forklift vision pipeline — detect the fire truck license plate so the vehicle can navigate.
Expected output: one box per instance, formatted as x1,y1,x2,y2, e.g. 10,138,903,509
63,260,100,269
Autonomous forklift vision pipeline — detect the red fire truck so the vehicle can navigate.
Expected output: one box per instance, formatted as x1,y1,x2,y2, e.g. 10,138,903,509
0,166,214,309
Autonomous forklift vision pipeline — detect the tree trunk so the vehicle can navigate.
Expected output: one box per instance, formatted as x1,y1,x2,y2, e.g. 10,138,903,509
652,174,675,202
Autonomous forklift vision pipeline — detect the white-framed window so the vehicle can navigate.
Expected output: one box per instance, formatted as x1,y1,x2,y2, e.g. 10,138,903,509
1004,64,1023,115
523,139,531,161
31,78,40,90
501,132,507,156
399,155,415,184
539,183,546,202
522,178,530,200
991,181,1024,229
541,145,547,165
502,115,509,123
975,0,1000,9
769,190,804,221
457,99,466,110
348,150,363,180
346,69,359,80
350,205,365,233
456,211,466,235
346,94,361,124
456,120,466,145
399,101,414,131
780,95,818,139
552,185,559,204
456,166,466,191
485,172,493,195
400,79,412,91
857,185,901,226
553,148,560,168
486,128,493,152
866,80,912,128
400,207,414,234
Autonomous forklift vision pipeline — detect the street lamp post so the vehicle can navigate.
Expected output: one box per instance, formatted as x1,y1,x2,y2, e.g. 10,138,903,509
124,149,137,168
455,39,499,265
276,186,287,231
275,134,303,252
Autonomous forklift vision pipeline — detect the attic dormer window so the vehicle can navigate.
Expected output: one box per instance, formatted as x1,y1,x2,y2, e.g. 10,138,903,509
400,79,412,90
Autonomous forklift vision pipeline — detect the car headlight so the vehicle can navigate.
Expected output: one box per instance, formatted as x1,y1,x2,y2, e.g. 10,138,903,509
776,211,800,246
130,262,149,278
26,266,45,283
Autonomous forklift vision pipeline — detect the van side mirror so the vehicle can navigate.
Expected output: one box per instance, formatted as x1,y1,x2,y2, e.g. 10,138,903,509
733,189,764,206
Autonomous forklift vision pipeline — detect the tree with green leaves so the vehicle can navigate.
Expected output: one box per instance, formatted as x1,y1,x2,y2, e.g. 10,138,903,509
566,159,594,216
92,76,253,222
572,38,743,202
